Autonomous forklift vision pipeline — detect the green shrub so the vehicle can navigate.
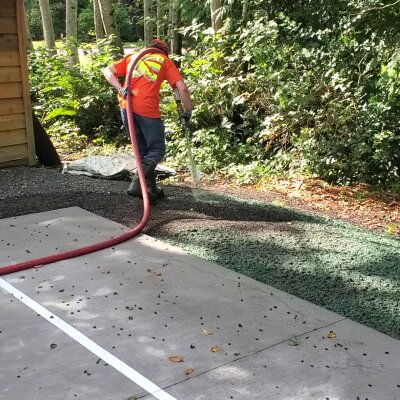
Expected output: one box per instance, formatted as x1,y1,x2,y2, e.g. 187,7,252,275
77,6,95,41
175,7,400,185
29,39,127,150
113,2,137,42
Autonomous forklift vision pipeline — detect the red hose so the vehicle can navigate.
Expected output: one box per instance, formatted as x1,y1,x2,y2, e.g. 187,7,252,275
0,48,160,276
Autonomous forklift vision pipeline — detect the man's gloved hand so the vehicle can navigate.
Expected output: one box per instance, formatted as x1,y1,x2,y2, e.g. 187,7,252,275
180,110,192,124
118,87,128,98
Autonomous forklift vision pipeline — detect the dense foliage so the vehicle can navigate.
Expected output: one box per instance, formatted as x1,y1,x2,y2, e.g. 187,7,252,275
29,40,126,149
27,0,400,185
176,0,400,184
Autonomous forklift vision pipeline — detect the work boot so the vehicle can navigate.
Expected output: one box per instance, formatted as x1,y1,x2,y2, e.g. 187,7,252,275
142,159,166,203
147,170,165,199
142,159,157,204
127,174,164,200
127,175,141,197
127,159,164,203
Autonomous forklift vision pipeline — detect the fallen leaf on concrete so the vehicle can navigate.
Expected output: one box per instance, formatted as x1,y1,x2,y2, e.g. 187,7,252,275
185,368,194,375
169,355,184,363
146,269,162,276
34,264,44,269
211,346,220,353
287,335,298,346
126,397,138,400
327,331,337,339
202,329,213,335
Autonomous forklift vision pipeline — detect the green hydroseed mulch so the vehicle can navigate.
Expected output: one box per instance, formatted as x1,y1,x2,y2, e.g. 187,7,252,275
156,191,400,339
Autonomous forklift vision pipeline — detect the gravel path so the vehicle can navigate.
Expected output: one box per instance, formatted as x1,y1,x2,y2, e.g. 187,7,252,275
1,166,399,339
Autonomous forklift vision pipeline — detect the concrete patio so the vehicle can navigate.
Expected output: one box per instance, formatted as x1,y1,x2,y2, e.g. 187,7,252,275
1,207,399,399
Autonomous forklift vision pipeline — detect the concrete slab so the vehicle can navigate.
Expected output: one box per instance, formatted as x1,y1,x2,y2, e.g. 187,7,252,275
142,319,400,400
0,206,128,265
0,291,148,400
1,207,400,399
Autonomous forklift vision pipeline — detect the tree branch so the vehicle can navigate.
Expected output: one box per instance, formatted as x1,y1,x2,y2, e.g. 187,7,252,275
361,0,400,14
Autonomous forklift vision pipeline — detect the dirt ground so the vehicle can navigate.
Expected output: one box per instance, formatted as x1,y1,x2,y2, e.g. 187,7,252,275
0,166,291,236
0,165,398,238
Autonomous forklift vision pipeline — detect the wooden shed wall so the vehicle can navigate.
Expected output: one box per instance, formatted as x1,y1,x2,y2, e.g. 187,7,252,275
0,0,35,167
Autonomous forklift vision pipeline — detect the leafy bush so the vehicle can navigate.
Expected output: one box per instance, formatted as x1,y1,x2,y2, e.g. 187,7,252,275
77,6,95,42
176,3,400,185
29,39,127,150
25,5,42,40
113,2,137,42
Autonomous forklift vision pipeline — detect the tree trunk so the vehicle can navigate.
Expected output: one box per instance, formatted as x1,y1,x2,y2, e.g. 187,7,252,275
170,0,181,56
210,0,224,31
97,0,122,51
93,0,105,40
156,0,163,38
143,0,153,45
241,0,249,23
168,1,172,40
24,3,34,51
38,0,55,52
66,0,79,65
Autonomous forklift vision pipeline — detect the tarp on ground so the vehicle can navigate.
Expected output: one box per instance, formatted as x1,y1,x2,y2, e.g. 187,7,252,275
64,155,175,180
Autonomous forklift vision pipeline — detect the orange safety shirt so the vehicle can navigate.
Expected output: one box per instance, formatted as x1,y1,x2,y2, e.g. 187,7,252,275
112,52,183,118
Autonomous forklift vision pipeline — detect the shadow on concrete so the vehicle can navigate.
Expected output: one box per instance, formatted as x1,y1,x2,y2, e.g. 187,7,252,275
151,219,400,340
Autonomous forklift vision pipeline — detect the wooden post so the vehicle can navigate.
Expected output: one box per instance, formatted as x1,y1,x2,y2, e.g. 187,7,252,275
16,0,35,165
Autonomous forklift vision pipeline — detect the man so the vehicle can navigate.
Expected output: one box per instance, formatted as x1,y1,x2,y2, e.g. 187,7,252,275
103,39,192,203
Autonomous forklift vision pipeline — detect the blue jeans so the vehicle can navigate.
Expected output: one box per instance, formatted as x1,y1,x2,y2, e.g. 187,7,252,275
120,109,165,163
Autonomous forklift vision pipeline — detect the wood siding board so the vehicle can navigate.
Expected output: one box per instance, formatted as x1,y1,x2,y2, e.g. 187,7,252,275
0,65,21,82
0,98,24,115
0,128,26,146
0,33,19,51
0,50,19,66
0,17,18,34
1,0,17,7
0,82,22,98
16,0,35,165
0,143,28,162
0,0,17,18
0,157,29,167
0,11,17,19
0,1,35,167
0,113,26,131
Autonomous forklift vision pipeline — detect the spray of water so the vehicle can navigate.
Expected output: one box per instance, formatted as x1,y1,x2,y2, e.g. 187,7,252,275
184,132,202,187
173,87,202,193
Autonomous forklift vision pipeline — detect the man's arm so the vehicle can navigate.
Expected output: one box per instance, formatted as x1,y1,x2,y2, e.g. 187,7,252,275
175,80,192,112
103,65,123,91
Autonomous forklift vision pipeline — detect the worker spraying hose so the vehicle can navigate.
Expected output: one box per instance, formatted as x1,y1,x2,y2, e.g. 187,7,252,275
0,42,194,276
103,39,193,204
0,41,193,276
